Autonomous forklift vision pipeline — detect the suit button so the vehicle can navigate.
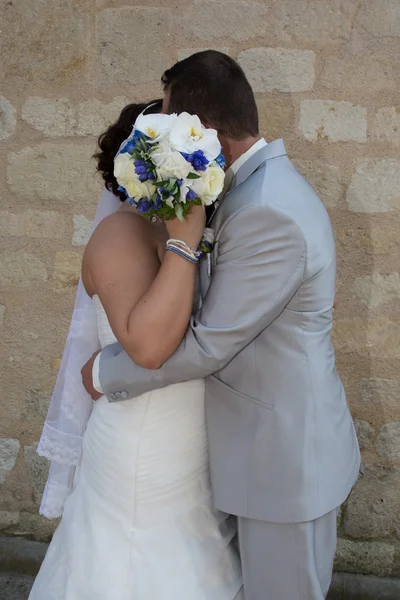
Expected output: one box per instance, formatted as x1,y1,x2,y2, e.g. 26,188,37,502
121,391,128,400
109,393,116,401
115,392,121,399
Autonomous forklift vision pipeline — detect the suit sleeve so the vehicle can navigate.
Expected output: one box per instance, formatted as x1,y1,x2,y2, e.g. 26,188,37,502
98,203,306,400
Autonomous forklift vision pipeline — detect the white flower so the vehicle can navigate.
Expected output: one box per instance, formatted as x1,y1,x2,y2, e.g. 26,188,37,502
169,112,221,161
152,140,193,180
134,113,177,143
200,164,225,205
114,153,155,200
150,138,173,168
125,178,156,201
188,176,206,197
114,153,136,184
203,227,215,244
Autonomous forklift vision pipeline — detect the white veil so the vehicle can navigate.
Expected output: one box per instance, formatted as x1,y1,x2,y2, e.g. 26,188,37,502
37,189,121,519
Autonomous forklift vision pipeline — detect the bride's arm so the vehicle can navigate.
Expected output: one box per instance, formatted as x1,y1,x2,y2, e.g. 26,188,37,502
85,208,204,370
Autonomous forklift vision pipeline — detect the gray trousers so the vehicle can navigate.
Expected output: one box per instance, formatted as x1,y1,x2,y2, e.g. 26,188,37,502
237,507,338,600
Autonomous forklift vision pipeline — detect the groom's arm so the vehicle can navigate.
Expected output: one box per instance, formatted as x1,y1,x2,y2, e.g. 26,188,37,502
98,204,306,401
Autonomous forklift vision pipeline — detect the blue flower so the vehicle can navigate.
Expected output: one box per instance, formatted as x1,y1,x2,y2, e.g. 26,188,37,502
120,140,136,154
132,130,146,144
136,198,153,213
182,150,209,172
186,188,197,201
216,153,226,169
134,159,154,181
137,196,162,214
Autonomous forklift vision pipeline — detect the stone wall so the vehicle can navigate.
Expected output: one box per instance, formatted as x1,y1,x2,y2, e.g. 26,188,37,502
1,0,400,578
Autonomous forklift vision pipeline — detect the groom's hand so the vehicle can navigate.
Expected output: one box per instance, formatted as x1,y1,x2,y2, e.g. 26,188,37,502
81,350,103,401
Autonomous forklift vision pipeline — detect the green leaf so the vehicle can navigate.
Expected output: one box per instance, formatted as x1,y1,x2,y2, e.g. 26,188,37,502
174,203,184,221
187,172,201,179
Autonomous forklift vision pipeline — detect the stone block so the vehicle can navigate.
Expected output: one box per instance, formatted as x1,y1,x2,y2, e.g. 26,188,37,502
21,96,129,138
0,97,16,141
187,0,268,42
335,538,394,577
320,57,396,93
277,0,355,43
332,319,400,359
352,272,400,309
0,0,89,83
0,253,47,288
23,390,52,421
346,159,400,212
299,100,367,143
361,379,400,421
53,252,81,292
72,215,91,247
76,97,129,137
358,0,400,37
51,358,62,372
238,48,315,93
256,96,296,141
0,212,25,237
0,511,20,531
25,211,66,240
377,423,400,460
354,419,375,450
292,160,342,209
18,512,58,541
371,107,400,146
177,48,230,61
97,8,173,84
24,444,49,506
7,143,101,205
344,467,400,539
0,439,20,486
370,222,400,254
22,98,75,137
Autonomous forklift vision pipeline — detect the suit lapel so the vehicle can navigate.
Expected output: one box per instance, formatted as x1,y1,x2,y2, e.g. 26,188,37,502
208,139,287,228
199,139,288,299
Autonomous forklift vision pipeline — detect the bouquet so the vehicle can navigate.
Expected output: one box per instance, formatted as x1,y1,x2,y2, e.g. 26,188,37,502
114,111,226,233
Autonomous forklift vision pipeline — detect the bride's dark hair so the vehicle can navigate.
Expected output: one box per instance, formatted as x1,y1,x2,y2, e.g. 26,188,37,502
95,100,163,202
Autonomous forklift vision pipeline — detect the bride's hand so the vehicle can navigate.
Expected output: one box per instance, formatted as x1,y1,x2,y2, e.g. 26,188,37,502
166,205,206,251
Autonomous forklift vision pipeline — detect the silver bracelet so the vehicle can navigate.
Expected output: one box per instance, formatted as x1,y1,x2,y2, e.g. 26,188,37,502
166,239,201,264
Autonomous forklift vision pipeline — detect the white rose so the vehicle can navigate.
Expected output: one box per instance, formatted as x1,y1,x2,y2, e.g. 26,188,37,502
188,176,206,197
114,153,136,184
125,178,155,200
200,165,225,205
150,139,173,168
158,150,192,180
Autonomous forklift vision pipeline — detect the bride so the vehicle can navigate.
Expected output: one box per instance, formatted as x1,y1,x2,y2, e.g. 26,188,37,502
29,100,243,600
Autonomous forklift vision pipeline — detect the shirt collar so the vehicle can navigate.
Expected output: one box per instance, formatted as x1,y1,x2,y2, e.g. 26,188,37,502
222,138,267,195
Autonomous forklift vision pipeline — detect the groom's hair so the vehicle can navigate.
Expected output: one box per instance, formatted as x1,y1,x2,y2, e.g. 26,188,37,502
162,51,259,140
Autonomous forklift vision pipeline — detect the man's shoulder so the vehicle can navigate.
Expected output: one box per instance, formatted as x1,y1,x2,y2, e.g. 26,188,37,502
215,153,332,243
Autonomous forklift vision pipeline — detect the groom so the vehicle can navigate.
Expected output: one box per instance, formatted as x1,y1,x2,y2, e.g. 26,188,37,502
82,51,360,599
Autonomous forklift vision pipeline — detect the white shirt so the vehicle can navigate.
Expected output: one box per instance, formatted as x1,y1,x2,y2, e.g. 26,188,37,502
92,137,268,394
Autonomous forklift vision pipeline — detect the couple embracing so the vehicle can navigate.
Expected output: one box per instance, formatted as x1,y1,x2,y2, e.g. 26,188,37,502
30,51,360,600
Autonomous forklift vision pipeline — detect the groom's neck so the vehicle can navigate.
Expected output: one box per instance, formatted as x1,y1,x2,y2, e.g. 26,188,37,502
221,135,262,169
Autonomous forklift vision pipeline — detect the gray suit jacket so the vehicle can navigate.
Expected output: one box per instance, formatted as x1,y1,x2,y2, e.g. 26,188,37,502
99,140,361,523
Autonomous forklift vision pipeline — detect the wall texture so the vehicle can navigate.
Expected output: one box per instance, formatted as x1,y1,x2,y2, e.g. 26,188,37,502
1,0,400,577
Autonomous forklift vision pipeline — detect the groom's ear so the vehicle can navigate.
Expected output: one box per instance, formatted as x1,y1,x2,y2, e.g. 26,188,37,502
162,91,171,114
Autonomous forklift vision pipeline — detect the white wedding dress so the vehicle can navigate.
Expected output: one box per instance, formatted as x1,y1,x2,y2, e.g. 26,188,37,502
29,295,243,600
